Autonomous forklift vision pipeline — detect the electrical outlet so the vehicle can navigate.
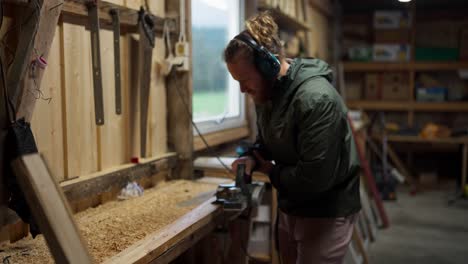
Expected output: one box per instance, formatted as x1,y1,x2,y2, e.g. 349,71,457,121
176,57,190,72
161,56,189,74
175,41,189,57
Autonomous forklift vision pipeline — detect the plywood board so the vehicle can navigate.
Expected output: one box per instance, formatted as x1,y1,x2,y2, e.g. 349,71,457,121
97,17,127,170
150,36,168,157
124,0,141,10
62,22,98,178
31,25,65,182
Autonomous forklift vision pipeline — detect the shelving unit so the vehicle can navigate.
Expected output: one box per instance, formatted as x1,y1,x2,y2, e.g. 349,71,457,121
342,6,468,126
342,3,468,190
343,61,468,72
347,101,468,112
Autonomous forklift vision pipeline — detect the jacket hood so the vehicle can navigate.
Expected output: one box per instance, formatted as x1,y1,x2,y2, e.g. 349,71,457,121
272,58,333,102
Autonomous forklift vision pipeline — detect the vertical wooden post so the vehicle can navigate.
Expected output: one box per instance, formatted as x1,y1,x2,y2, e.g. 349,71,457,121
0,0,62,235
166,0,193,179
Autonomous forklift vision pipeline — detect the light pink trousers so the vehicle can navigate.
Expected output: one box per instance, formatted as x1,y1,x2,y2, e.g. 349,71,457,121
278,210,358,264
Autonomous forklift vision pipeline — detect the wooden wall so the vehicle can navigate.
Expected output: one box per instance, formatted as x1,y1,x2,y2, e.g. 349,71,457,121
305,1,333,61
30,0,168,182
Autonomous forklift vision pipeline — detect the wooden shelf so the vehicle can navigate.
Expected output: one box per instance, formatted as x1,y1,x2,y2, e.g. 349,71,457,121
343,62,411,72
373,134,468,144
347,101,468,112
258,6,310,32
343,61,468,72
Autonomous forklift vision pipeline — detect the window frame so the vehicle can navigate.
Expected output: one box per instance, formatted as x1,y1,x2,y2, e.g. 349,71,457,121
191,0,247,136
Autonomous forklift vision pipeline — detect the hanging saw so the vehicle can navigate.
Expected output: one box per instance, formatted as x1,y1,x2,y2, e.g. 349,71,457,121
110,8,122,115
138,7,155,157
87,0,105,125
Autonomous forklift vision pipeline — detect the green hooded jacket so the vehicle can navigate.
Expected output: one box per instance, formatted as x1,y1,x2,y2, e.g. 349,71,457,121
255,58,361,217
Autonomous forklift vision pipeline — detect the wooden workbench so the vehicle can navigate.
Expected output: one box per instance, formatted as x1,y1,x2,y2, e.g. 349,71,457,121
0,179,230,263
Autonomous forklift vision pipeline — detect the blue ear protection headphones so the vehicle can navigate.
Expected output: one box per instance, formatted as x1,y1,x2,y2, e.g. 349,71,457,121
234,32,281,80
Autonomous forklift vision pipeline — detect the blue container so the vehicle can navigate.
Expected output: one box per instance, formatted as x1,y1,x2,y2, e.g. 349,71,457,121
416,87,447,102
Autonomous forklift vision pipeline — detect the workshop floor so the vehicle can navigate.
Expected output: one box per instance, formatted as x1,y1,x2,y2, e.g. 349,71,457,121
369,184,468,264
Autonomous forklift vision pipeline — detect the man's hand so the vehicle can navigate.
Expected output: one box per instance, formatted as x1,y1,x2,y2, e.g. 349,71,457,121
231,156,256,175
252,151,274,175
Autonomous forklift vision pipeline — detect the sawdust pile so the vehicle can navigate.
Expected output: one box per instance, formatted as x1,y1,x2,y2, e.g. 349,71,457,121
0,180,217,263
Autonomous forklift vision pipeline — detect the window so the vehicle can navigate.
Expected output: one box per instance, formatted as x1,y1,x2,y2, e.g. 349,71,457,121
192,0,246,134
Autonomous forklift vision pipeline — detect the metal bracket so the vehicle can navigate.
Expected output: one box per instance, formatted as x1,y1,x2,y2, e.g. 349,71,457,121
110,8,122,115
87,1,104,125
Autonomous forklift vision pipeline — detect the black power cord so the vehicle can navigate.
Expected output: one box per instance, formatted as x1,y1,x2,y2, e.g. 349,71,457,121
171,69,270,263
170,69,232,173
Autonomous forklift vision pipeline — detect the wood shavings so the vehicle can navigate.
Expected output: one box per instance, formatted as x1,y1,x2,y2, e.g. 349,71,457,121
0,180,217,263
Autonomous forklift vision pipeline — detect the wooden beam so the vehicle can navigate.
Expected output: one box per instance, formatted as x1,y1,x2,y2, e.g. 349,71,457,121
12,154,93,263
61,153,177,204
13,0,62,122
102,197,222,264
7,0,44,108
166,0,193,180
6,0,176,34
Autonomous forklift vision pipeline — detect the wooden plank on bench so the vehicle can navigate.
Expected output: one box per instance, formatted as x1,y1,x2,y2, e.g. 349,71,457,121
194,157,270,183
12,153,92,263
103,197,222,264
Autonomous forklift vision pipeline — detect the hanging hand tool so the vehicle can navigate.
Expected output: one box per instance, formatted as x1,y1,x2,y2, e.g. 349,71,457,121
110,8,122,115
138,7,155,157
215,164,265,211
87,0,105,125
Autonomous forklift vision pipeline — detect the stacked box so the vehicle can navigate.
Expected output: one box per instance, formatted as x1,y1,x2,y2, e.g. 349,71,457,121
373,44,411,62
365,74,381,99
382,73,409,100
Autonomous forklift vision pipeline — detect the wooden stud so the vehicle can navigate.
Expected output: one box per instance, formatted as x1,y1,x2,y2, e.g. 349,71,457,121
7,0,45,108
98,0,128,170
31,25,66,182
166,0,193,180
12,153,93,263
62,22,99,178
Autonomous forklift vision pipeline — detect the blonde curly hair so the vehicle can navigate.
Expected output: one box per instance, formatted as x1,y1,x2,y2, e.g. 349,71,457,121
224,11,284,63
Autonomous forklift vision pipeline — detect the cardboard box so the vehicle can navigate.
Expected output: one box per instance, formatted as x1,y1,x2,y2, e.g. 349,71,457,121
365,74,381,100
374,11,412,29
416,21,460,49
374,29,410,44
348,46,373,61
345,76,363,100
373,44,410,62
382,73,409,100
